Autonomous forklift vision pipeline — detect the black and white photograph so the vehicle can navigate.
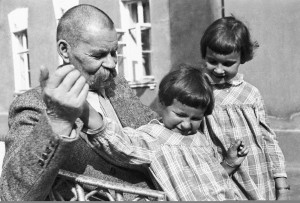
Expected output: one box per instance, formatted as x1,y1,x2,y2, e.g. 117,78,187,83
0,0,299,201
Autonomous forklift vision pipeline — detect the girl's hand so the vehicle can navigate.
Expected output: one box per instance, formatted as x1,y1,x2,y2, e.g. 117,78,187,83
275,177,290,200
276,189,289,200
225,139,249,168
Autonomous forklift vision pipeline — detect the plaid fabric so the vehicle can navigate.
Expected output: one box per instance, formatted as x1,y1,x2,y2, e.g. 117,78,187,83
88,119,245,201
201,74,287,200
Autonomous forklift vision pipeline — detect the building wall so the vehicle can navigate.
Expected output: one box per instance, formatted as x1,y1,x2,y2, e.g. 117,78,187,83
28,1,58,84
141,0,222,113
0,0,122,137
224,0,300,130
0,1,16,115
1,0,299,136
169,0,221,67
0,0,58,137
134,0,172,112
81,0,121,27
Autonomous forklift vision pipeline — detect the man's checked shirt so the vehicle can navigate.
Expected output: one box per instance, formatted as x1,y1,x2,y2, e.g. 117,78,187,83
201,73,287,200
87,118,244,201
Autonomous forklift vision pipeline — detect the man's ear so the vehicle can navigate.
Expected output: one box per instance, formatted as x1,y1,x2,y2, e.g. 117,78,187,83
57,39,71,63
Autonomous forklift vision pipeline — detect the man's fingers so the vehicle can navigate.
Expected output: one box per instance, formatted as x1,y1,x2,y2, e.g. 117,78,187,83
59,69,82,92
47,64,75,88
68,75,88,96
40,65,49,88
77,83,89,104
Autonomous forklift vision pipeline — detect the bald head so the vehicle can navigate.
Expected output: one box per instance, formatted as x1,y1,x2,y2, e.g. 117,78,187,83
57,4,115,47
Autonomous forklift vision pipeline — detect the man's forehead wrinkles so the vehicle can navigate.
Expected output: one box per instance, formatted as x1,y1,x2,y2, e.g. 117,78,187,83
90,46,117,53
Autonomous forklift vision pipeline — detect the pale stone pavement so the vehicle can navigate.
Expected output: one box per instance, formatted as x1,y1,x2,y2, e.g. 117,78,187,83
277,131,300,200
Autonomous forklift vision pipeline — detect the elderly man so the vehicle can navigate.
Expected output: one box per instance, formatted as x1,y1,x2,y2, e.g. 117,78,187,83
0,4,158,201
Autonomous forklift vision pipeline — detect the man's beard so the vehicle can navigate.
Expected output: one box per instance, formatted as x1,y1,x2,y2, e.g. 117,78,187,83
87,67,117,93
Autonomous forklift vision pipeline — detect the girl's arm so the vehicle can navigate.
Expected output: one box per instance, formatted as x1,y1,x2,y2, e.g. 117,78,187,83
256,94,290,199
221,139,248,175
80,101,153,167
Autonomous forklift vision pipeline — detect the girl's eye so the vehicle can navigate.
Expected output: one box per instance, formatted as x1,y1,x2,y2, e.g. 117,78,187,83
222,61,235,67
175,112,185,117
207,60,218,66
192,117,203,121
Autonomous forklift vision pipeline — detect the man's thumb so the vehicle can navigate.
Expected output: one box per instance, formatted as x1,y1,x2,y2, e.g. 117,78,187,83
40,65,49,88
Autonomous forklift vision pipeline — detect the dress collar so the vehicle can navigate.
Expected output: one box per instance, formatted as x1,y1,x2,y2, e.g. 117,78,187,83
207,73,244,87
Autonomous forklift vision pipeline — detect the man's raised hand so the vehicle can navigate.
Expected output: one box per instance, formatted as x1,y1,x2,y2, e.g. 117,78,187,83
40,65,89,135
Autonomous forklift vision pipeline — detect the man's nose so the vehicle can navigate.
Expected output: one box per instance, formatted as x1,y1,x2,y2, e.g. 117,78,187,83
103,53,117,69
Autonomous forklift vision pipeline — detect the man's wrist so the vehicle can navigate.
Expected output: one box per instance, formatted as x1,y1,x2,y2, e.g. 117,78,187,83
48,116,74,137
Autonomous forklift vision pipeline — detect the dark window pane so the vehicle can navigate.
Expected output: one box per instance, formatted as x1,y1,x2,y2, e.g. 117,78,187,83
141,28,151,51
143,1,150,23
129,3,138,23
142,52,151,75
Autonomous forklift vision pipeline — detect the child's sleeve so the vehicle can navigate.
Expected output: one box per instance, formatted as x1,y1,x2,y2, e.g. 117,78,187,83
86,116,155,168
256,93,287,178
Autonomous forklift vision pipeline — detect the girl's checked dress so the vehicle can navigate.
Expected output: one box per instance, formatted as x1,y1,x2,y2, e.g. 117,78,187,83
201,73,287,200
86,117,245,201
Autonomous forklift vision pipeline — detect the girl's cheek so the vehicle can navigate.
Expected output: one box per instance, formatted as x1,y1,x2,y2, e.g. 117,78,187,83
205,64,215,71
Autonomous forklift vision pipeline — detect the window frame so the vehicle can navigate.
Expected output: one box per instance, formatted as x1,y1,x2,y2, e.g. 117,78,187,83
8,8,31,95
119,0,156,89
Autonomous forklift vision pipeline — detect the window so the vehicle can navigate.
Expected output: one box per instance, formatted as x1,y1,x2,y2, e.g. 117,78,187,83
119,0,155,89
116,29,126,76
8,8,31,94
15,30,31,89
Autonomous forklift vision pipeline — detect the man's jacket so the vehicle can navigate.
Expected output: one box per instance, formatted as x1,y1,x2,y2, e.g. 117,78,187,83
0,76,158,201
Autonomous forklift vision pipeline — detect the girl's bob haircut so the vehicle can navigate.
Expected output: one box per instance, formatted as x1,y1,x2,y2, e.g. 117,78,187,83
159,64,214,116
200,16,259,64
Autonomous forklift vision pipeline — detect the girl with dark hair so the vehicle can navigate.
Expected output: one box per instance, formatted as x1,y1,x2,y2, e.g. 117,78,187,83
80,64,249,201
200,16,289,200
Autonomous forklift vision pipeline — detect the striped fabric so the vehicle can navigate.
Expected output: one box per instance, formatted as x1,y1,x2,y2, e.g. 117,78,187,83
201,74,287,200
87,119,245,201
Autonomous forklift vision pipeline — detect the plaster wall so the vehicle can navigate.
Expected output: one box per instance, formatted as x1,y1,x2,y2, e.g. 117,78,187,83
0,0,58,136
132,0,172,112
169,0,221,67
225,0,300,129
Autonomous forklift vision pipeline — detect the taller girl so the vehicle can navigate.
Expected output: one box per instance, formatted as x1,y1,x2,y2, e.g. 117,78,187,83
200,16,289,200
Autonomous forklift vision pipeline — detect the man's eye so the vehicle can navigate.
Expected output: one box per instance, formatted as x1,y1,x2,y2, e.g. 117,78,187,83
92,53,106,59
93,55,102,59
111,51,117,57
